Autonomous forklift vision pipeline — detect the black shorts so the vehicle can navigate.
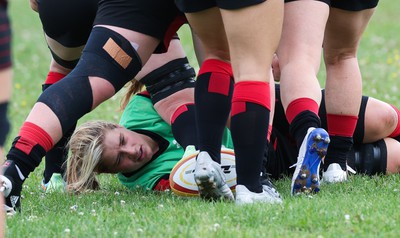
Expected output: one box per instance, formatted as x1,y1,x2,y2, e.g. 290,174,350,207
284,0,379,11
38,0,98,48
95,0,186,53
175,0,266,13
0,4,11,70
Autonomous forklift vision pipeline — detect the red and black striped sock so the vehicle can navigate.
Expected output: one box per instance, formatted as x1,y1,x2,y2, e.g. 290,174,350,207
286,98,320,147
42,71,66,90
171,103,197,149
195,59,233,163
231,81,270,193
5,122,53,180
324,114,358,171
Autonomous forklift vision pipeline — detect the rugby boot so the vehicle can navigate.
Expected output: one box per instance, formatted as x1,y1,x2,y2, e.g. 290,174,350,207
290,127,330,195
194,151,234,201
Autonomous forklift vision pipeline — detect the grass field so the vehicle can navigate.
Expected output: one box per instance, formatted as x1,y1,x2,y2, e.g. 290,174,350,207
4,1,400,237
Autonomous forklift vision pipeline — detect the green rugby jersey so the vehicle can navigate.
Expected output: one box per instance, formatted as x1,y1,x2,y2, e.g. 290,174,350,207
117,93,233,190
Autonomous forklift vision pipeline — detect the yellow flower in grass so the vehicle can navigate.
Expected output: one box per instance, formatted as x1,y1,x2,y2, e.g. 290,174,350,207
21,100,27,107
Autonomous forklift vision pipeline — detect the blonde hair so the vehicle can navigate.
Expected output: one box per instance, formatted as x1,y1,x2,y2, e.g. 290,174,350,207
120,80,145,110
66,120,118,193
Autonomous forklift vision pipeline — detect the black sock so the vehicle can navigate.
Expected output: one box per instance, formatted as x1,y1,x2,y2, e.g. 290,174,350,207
323,135,353,171
232,102,269,193
195,72,233,163
171,104,197,149
6,136,46,179
289,110,321,148
43,126,74,183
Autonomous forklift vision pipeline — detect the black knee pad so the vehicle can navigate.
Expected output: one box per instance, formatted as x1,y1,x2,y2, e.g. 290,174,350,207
37,76,93,134
73,26,142,91
38,27,142,134
140,57,195,104
351,139,387,175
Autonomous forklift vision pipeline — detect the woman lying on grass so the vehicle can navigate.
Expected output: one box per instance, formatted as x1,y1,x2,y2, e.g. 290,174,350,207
66,89,233,192
66,80,400,194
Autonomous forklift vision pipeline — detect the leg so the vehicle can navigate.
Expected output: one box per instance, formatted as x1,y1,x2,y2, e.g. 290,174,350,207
363,97,399,143
322,7,376,181
185,8,235,200
1,0,184,212
1,25,158,216
221,0,283,203
37,0,97,191
136,38,198,149
277,0,330,195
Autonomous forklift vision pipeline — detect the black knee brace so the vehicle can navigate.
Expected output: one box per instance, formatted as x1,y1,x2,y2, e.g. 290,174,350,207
38,27,142,134
74,27,143,91
140,57,195,104
350,139,387,175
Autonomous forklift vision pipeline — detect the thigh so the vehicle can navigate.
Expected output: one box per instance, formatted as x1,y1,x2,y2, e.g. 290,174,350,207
38,0,98,68
278,0,329,68
363,97,398,143
154,88,194,124
184,8,230,61
221,0,283,82
324,7,375,56
38,0,98,47
92,0,186,67
95,0,184,53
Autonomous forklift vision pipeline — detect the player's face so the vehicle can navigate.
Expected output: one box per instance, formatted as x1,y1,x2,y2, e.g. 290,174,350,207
101,127,158,173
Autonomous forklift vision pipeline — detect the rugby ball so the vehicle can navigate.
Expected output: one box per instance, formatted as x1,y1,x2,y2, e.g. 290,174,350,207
169,147,237,197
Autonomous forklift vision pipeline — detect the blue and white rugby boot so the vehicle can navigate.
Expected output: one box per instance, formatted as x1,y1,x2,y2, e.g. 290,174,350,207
194,151,234,201
291,127,330,195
